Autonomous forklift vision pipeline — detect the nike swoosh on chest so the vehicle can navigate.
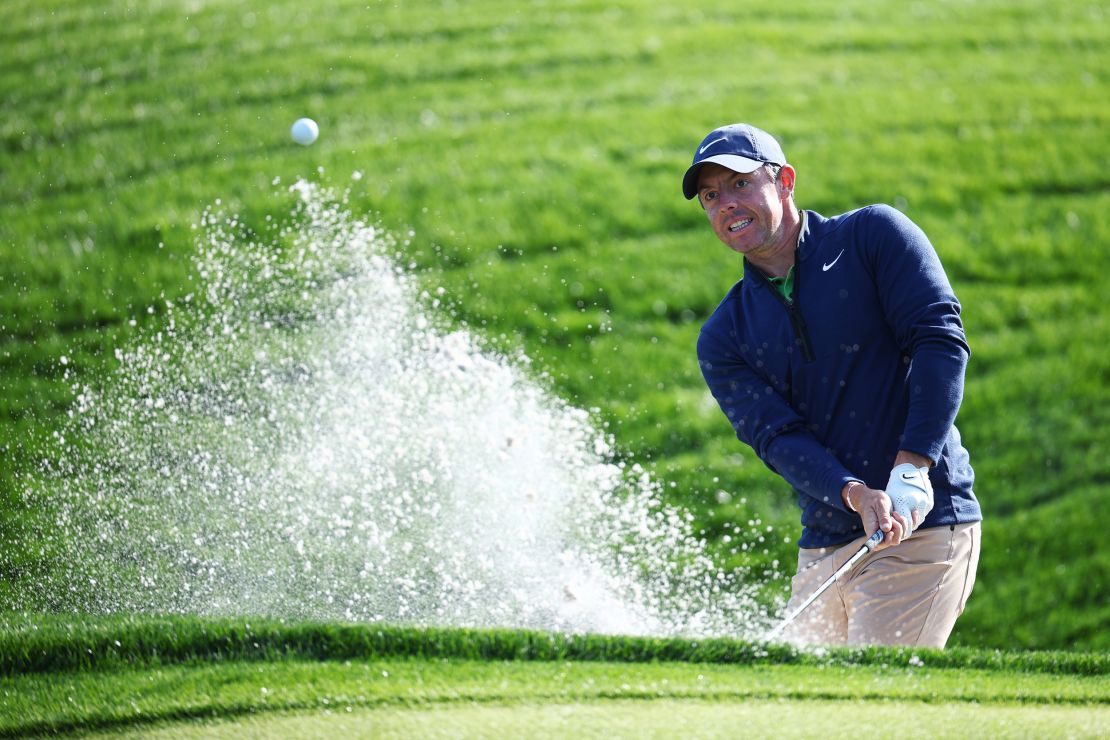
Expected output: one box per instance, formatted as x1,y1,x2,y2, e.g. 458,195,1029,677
822,249,845,271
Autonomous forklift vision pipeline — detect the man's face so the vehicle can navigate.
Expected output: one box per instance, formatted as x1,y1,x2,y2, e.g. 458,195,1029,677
696,162,795,258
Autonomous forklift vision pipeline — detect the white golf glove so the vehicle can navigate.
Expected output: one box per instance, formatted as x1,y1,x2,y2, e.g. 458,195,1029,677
885,463,934,535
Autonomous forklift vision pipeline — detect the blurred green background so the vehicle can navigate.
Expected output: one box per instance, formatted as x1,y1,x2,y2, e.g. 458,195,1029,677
2,0,1107,650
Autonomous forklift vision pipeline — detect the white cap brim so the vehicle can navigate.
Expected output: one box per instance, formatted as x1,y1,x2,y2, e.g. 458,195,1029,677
700,153,766,174
682,154,769,199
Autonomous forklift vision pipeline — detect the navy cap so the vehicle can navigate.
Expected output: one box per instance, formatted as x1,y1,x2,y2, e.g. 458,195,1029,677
682,124,787,200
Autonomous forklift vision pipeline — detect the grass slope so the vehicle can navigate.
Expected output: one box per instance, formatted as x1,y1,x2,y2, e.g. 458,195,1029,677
1,0,1108,652
1,617,1107,736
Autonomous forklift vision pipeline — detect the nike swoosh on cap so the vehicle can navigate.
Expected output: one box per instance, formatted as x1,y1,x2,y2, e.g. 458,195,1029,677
699,137,728,155
822,250,845,272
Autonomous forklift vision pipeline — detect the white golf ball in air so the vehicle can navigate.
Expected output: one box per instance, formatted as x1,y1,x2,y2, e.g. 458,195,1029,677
291,117,319,146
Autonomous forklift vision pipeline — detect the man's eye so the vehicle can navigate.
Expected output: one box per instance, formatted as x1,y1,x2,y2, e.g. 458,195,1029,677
703,191,717,202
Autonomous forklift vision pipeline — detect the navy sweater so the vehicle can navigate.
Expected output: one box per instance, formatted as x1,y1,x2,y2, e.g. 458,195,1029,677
697,205,982,549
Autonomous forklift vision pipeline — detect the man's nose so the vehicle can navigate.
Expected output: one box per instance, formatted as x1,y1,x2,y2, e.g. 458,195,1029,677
718,189,739,209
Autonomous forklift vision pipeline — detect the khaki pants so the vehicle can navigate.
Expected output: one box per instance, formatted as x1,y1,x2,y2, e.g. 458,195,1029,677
781,521,981,648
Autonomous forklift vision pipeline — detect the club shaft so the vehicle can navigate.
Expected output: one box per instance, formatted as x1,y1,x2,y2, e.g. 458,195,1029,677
766,530,884,642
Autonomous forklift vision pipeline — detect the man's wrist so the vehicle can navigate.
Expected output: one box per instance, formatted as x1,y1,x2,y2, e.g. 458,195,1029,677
842,480,863,512
894,450,933,469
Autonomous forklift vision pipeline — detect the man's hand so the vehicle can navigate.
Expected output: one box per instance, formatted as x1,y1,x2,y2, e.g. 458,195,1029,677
885,462,934,538
843,481,905,549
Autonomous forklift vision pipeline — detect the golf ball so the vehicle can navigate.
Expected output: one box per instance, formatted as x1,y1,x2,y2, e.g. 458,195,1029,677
291,118,319,146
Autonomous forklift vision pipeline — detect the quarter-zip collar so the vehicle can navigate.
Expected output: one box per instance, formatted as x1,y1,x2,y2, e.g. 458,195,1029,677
744,210,808,287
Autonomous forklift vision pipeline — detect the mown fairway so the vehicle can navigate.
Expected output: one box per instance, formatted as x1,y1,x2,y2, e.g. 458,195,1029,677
12,662,1110,739
1,0,1108,733
1,616,1107,736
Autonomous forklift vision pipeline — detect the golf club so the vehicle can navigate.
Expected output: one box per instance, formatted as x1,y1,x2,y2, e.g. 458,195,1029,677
764,529,884,642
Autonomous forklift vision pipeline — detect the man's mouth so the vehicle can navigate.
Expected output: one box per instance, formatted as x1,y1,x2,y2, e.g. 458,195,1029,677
728,218,752,233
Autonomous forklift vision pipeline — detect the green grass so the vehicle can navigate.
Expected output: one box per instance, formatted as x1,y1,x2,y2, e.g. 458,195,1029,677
1,616,1107,736
1,0,1108,684
6,615,1108,675
11,662,1110,738
111,700,1110,740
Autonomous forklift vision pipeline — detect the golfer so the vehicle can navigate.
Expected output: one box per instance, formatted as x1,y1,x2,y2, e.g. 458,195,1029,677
685,123,982,647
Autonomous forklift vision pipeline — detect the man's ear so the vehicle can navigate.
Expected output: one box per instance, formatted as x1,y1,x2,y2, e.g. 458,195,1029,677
778,165,796,199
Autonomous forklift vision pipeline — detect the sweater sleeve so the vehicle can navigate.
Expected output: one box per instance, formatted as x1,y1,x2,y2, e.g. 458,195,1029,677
697,324,860,512
864,206,970,463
